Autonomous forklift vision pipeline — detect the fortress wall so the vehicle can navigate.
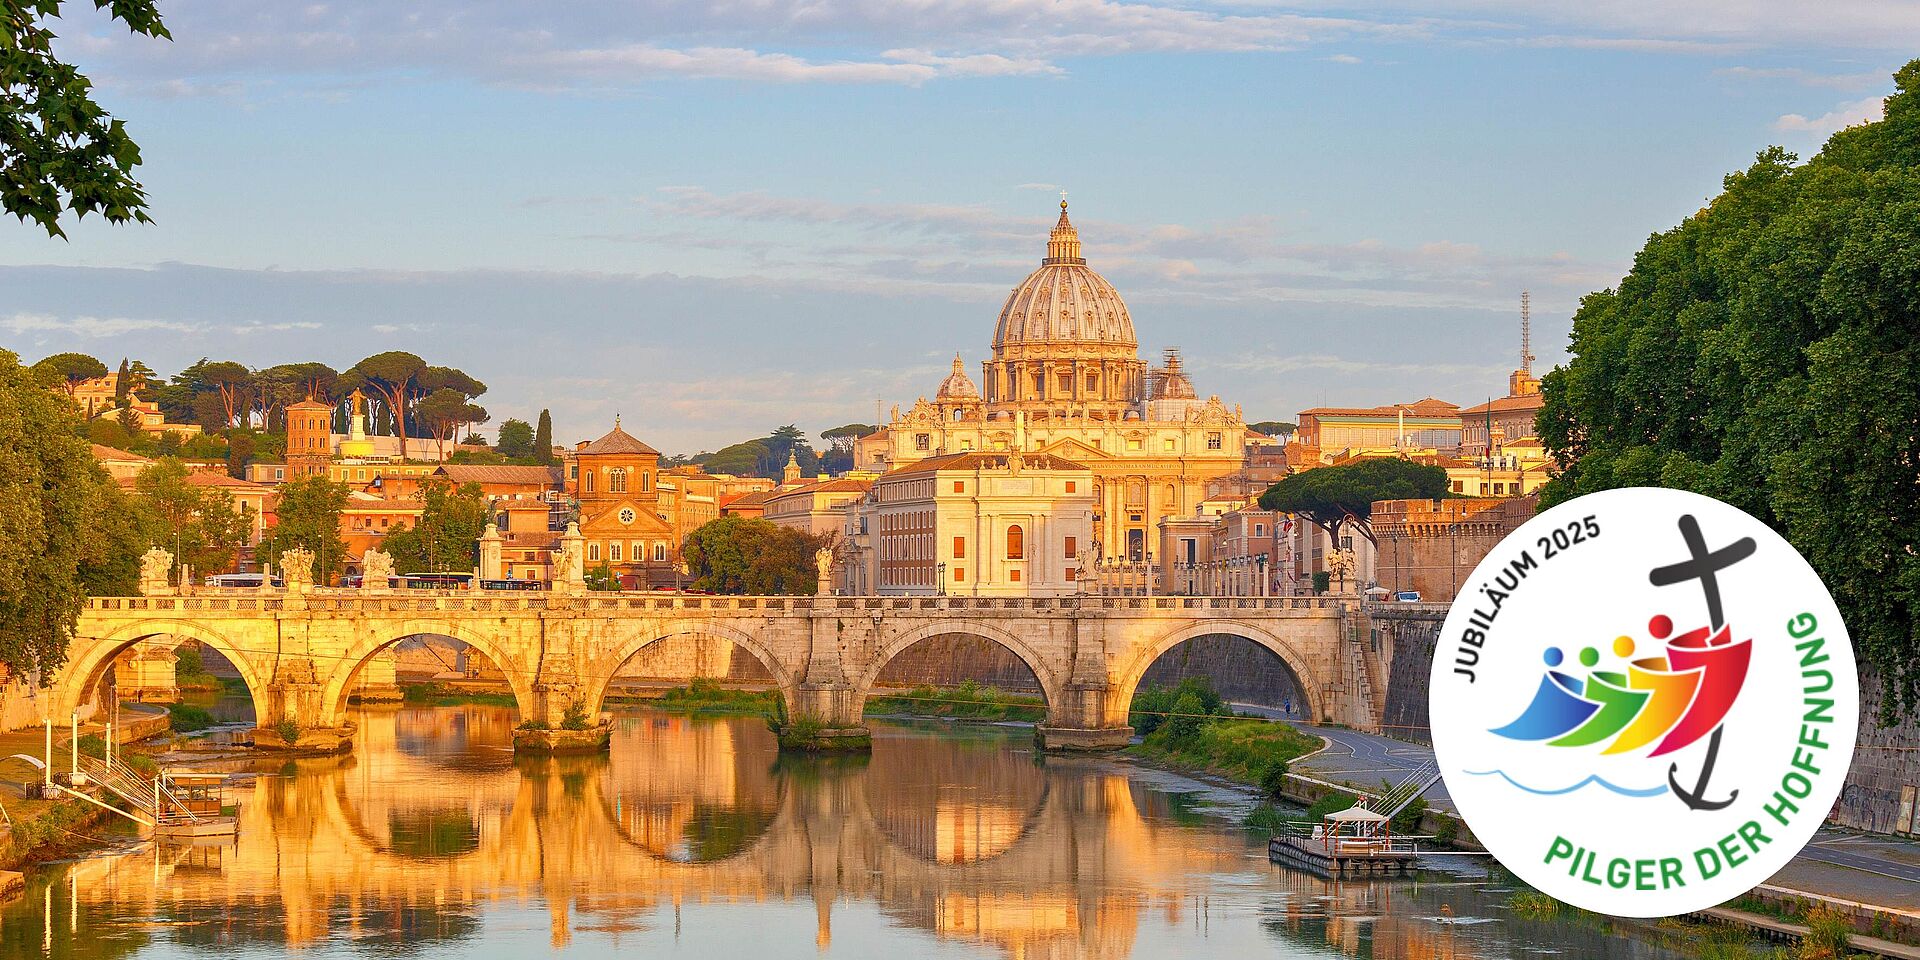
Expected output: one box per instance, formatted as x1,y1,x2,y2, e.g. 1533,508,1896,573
1839,669,1920,836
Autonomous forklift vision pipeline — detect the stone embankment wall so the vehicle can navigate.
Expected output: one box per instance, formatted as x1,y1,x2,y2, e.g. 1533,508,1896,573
1840,670,1920,837
1382,618,1443,744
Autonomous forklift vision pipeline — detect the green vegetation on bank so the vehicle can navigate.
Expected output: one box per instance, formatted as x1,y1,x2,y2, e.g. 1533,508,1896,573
1126,677,1320,787
172,645,223,692
167,703,217,733
400,682,519,708
864,681,1045,722
651,679,777,714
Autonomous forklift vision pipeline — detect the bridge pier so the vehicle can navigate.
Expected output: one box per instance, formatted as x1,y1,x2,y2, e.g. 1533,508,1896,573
1036,679,1134,751
515,675,613,755
256,658,356,754
775,683,871,752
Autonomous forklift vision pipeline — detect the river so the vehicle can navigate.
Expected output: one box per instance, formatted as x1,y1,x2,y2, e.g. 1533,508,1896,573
3,703,1736,959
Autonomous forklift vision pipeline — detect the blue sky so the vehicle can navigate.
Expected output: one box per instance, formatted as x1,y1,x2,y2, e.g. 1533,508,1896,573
2,1,1910,453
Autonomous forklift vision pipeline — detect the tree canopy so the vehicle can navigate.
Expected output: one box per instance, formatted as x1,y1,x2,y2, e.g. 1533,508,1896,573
495,418,535,458
3,0,167,237
0,349,141,673
133,458,253,578
259,476,349,583
31,352,106,395
1248,421,1297,438
1258,457,1449,547
1538,59,1920,718
682,517,825,595
534,410,553,464
384,480,489,574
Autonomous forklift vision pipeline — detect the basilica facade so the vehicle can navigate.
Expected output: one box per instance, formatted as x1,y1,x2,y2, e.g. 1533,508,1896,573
855,201,1247,562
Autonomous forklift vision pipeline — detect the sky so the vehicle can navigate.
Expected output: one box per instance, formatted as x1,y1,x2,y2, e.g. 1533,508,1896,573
3,1,1913,455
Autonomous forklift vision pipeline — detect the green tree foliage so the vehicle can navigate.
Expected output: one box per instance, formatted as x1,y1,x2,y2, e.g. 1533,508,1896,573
703,439,769,477
1248,420,1296,438
133,457,252,577
534,410,553,464
346,352,427,460
820,423,877,472
2,1,168,237
112,358,131,404
416,387,488,456
681,516,826,595
384,479,488,574
495,418,534,458
756,424,821,478
259,476,349,582
584,563,621,591
197,360,252,428
30,352,106,395
1258,457,1449,547
1538,60,1920,717
0,350,152,672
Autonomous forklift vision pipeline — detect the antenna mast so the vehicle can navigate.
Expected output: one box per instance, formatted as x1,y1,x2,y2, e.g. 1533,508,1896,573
1520,290,1535,375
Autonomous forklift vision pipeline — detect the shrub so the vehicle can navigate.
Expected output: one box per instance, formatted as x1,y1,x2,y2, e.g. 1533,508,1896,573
1390,796,1428,833
1432,812,1459,846
1245,802,1289,832
1797,905,1852,960
1509,891,1561,919
560,700,591,731
1306,792,1358,820
77,734,106,759
167,703,217,732
1162,692,1208,744
272,716,301,745
174,644,208,678
1259,758,1290,799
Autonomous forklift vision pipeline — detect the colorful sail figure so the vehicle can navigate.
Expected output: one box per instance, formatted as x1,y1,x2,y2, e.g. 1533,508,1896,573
1490,616,1750,758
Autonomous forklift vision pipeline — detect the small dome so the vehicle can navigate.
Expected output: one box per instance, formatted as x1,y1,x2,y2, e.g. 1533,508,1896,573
1151,348,1197,400
936,354,979,400
991,200,1136,351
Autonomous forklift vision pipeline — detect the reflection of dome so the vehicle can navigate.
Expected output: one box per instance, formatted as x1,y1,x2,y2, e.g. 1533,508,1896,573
991,201,1136,351
936,354,978,400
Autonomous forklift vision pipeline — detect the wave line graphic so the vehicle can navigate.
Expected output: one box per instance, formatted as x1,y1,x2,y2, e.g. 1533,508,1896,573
1462,768,1670,798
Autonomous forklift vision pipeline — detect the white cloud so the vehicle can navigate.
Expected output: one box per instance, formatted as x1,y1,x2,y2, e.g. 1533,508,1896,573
2,312,203,338
1714,65,1887,90
1324,53,1362,63
1774,95,1886,136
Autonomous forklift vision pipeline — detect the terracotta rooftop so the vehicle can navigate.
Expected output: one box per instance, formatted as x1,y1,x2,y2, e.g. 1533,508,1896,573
1458,393,1546,416
577,424,660,457
185,470,269,491
435,464,560,485
90,443,153,463
1300,397,1461,418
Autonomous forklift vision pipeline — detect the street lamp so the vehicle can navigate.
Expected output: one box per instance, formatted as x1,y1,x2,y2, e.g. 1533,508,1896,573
936,561,946,596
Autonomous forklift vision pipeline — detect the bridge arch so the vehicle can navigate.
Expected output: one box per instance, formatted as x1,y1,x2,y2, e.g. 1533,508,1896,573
852,619,1065,712
317,621,540,727
1110,620,1324,725
54,618,272,723
584,620,801,718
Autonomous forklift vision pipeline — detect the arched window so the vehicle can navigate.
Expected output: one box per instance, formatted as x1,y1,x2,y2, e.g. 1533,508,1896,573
585,471,595,493
1006,525,1025,560
609,467,628,493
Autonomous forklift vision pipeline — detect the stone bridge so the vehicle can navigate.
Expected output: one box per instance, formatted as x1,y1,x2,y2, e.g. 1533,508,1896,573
58,589,1368,751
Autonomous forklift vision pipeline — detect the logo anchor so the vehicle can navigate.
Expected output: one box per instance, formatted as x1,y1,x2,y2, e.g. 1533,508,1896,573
1647,514,1757,811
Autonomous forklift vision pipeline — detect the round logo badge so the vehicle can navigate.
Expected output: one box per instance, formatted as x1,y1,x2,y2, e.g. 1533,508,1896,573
1429,487,1857,917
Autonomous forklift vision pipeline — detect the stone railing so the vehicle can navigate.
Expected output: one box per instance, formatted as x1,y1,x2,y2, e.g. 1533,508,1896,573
87,592,1345,615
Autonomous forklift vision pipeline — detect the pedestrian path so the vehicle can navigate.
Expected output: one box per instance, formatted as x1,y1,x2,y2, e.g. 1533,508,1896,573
1239,705,1920,916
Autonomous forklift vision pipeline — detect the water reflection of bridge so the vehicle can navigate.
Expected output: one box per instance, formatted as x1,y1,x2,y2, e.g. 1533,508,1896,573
51,708,1651,960
63,709,1211,957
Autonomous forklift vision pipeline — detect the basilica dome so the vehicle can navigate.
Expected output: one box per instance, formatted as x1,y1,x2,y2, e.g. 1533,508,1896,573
990,201,1137,353
935,353,979,399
